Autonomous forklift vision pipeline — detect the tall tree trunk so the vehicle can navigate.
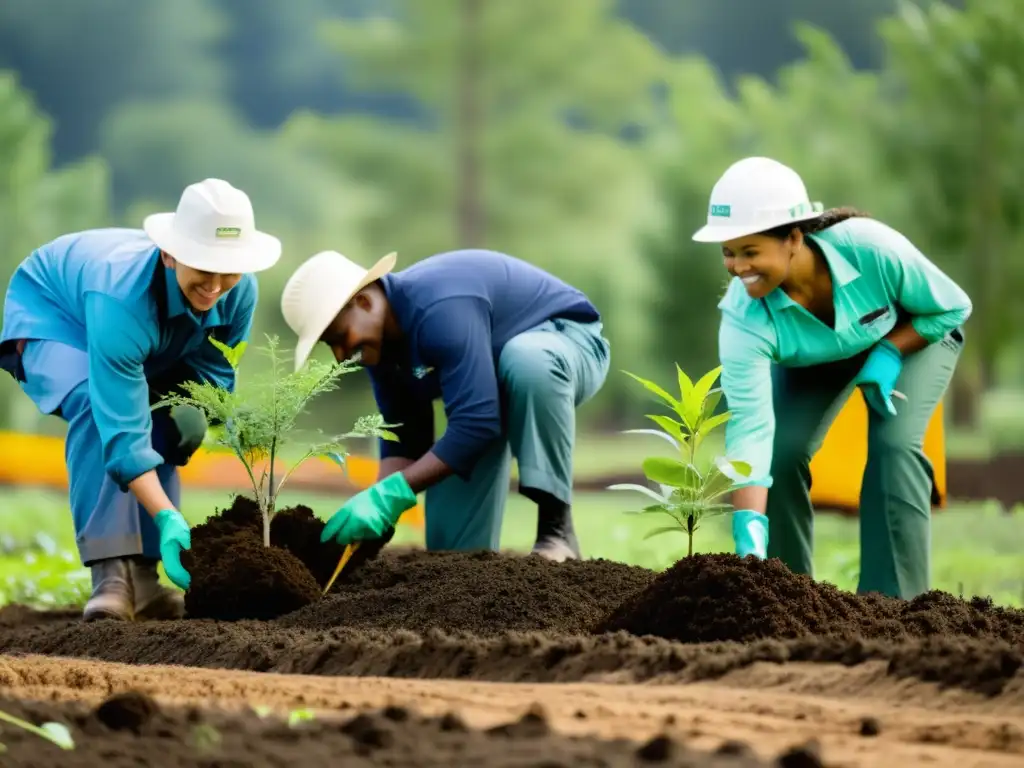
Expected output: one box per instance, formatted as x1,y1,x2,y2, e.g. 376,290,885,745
456,0,484,246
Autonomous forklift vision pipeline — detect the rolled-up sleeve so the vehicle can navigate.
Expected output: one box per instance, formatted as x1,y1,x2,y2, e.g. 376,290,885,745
83,292,164,490
418,297,503,478
870,221,972,343
367,365,435,461
190,276,258,391
719,311,777,489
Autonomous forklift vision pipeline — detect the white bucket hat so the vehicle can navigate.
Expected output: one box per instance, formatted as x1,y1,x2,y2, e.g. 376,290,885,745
280,250,398,371
143,178,282,273
692,157,824,243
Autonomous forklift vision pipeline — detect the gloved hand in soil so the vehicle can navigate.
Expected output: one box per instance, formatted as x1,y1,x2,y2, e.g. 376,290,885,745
153,508,192,590
732,509,768,559
321,472,418,546
853,340,902,418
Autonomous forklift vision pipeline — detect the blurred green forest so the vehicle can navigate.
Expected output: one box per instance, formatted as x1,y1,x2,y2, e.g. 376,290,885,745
5,0,1024,445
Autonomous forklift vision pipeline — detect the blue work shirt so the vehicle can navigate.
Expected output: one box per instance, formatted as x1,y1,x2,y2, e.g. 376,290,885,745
367,249,600,478
717,217,972,489
0,228,258,490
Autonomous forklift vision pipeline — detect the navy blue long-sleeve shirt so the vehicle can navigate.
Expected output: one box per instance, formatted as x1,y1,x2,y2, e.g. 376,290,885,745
367,249,599,479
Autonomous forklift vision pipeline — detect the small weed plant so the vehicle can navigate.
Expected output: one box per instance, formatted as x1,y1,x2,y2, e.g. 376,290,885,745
154,336,396,546
609,364,752,556
0,709,74,753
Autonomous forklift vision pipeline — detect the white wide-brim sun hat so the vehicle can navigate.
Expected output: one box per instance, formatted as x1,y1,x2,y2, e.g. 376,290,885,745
692,157,824,243
280,249,398,371
143,178,282,273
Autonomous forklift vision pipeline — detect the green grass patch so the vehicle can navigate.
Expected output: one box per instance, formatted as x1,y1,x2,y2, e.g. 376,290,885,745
0,486,1019,610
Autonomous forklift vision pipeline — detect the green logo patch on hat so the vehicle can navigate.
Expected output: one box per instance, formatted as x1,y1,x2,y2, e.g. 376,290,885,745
215,226,242,239
710,204,731,218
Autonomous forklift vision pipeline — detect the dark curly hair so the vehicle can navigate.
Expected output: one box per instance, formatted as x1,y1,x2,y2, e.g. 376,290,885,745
759,206,869,240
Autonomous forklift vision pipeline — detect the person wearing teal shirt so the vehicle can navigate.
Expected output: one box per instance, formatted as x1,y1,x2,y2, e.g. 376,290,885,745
0,179,281,621
692,157,971,600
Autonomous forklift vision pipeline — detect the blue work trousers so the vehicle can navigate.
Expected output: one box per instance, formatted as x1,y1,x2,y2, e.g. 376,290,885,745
11,340,191,565
424,318,611,551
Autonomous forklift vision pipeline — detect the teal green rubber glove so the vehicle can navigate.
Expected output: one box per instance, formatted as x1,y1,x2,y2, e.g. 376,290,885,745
732,509,769,559
853,340,903,418
153,508,192,590
321,472,417,547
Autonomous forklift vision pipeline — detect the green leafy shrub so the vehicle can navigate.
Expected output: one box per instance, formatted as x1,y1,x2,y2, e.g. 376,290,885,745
153,336,395,546
608,364,751,556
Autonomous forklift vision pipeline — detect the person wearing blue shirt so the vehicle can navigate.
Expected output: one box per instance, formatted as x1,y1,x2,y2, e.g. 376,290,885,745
280,249,611,561
0,179,281,621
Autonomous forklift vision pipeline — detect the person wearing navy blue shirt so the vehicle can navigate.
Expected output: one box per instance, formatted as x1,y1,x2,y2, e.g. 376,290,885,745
0,179,281,621
281,249,611,560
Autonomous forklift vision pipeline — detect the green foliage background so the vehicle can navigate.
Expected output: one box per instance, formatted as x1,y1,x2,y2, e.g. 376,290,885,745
2,0,1021,441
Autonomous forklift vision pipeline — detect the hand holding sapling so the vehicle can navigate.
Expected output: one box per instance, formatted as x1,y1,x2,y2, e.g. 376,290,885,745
608,364,752,557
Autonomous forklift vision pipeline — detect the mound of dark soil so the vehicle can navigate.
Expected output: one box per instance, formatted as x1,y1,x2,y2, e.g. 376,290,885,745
277,548,657,636
180,496,394,620
1,607,1021,697
0,693,780,767
593,553,1024,646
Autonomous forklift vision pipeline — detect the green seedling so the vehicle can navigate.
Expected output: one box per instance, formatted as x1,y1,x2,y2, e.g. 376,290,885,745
189,722,222,752
154,335,397,547
287,708,316,728
608,364,752,557
0,709,75,752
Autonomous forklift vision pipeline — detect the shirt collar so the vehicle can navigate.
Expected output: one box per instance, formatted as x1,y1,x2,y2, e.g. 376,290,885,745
764,233,860,314
809,232,861,287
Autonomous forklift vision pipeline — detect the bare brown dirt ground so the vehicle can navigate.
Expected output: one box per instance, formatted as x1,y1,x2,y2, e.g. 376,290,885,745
2,653,1022,767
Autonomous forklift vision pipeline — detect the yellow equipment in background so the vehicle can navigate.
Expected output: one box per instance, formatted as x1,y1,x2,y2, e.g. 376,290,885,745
809,390,946,511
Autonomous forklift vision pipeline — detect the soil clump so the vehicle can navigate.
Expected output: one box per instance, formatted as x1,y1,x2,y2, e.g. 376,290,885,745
0,692,780,767
179,495,393,620
593,553,1024,646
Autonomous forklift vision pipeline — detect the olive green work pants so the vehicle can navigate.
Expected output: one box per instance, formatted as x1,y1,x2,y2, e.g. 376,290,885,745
766,329,963,599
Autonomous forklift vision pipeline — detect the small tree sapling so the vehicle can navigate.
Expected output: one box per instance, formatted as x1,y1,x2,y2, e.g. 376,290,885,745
608,364,752,557
153,335,396,547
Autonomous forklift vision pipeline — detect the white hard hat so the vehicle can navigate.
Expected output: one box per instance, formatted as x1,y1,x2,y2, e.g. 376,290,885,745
143,178,281,273
692,157,823,243
280,250,397,371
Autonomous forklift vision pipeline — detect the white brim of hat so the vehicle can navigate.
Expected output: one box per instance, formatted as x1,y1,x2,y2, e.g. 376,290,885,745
143,212,282,273
292,251,398,371
691,210,822,243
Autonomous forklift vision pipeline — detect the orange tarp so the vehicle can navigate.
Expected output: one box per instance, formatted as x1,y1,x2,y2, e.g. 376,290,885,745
0,432,426,528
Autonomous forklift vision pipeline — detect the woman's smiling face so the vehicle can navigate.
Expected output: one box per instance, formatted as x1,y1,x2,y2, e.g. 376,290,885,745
721,229,799,299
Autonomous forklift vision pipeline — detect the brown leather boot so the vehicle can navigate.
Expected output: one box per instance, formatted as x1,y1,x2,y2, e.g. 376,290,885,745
82,558,134,621
129,558,185,620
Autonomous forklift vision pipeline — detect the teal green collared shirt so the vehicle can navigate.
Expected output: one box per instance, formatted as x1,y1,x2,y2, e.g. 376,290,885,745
717,217,971,489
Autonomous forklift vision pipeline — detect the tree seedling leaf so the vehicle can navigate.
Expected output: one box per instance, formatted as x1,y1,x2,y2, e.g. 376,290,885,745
615,364,751,558
621,370,680,410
